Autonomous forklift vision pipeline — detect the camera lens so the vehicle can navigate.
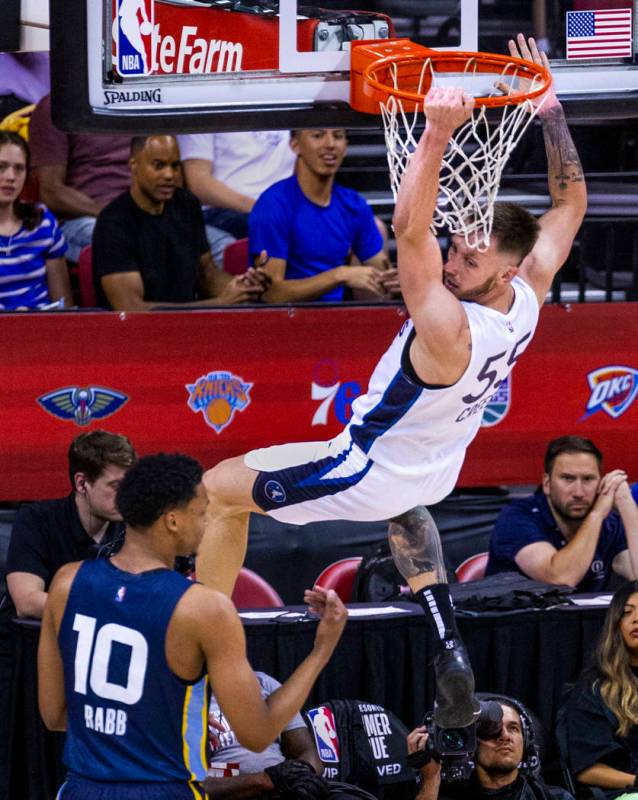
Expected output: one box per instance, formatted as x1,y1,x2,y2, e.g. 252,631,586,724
440,730,466,751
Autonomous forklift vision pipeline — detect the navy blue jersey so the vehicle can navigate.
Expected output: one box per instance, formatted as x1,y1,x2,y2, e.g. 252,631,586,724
58,559,208,783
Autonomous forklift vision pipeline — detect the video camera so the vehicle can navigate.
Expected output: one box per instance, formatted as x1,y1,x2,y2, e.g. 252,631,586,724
408,700,503,782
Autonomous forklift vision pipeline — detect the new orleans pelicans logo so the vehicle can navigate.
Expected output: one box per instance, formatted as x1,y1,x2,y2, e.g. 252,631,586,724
185,370,252,433
585,366,638,420
37,386,128,426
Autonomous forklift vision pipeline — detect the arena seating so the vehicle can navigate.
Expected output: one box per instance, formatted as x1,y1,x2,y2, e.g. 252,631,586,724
230,566,284,608
314,556,362,602
77,246,97,307
454,552,489,583
222,238,249,275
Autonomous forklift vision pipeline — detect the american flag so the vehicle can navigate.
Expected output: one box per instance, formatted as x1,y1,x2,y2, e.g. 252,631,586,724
566,8,633,59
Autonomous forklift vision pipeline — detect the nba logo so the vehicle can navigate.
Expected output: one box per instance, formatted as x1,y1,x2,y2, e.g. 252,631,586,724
114,0,154,76
307,706,340,763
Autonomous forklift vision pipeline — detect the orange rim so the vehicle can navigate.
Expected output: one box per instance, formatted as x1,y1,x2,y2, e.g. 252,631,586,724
363,49,551,109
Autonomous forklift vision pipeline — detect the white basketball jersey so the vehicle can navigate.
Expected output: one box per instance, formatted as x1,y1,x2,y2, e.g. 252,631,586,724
346,276,540,488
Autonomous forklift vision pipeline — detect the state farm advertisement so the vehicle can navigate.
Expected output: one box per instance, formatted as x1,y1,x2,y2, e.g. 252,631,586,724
111,0,392,76
112,0,257,75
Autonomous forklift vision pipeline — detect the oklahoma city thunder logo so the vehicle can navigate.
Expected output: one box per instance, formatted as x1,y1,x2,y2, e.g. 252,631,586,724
37,386,128,426
481,375,511,428
114,0,154,76
584,366,638,420
186,371,252,433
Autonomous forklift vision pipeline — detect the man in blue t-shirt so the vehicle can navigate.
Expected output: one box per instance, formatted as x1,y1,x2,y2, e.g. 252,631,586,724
486,436,638,592
248,129,396,303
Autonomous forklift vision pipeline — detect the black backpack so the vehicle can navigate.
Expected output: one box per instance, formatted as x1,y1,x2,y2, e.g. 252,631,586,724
351,542,456,603
304,699,415,798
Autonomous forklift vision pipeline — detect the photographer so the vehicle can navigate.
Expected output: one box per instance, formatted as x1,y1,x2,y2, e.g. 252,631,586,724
408,697,573,800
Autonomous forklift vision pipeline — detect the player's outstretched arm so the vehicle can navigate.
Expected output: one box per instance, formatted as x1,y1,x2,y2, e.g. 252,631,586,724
513,35,587,303
392,88,474,376
198,586,347,752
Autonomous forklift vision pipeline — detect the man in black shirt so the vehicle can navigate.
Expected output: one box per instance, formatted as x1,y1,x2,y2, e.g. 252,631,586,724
92,135,268,311
409,697,574,800
5,429,136,618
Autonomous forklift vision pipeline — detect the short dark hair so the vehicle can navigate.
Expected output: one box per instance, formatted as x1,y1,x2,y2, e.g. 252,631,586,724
130,134,177,156
116,453,203,528
491,202,541,264
544,435,603,475
68,430,137,488
130,135,148,155
290,128,347,140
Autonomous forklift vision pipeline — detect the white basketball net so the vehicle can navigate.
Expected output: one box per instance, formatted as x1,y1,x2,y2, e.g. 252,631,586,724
379,58,548,250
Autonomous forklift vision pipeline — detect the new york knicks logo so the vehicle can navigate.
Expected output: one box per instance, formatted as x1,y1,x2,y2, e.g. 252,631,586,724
480,375,511,428
307,706,340,763
37,386,128,427
185,371,252,433
114,0,154,76
584,366,638,420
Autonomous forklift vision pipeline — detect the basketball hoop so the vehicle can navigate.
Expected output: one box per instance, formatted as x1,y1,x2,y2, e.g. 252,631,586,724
351,40,552,250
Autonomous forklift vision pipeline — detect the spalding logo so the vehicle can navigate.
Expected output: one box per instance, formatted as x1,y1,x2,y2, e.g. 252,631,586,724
585,366,638,420
185,371,252,433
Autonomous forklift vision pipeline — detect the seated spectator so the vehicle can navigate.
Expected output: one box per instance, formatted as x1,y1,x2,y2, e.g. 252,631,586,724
203,670,375,799
409,696,573,800
561,580,638,798
486,436,638,591
28,94,132,264
0,131,71,310
249,128,396,303
179,130,296,241
5,429,136,618
92,135,269,311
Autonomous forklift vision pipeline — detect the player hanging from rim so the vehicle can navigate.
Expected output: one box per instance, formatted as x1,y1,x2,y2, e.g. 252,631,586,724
197,35,587,730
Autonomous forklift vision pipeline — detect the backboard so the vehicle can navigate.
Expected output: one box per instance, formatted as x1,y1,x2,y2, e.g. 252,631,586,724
48,0,638,132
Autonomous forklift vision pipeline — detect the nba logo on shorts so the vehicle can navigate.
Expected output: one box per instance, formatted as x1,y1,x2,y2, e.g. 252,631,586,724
307,706,340,763
115,0,154,76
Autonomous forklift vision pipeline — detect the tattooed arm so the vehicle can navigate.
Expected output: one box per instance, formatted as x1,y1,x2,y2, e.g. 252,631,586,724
511,36,588,305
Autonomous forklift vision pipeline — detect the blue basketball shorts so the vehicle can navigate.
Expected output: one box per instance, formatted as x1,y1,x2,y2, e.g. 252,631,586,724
56,776,205,800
